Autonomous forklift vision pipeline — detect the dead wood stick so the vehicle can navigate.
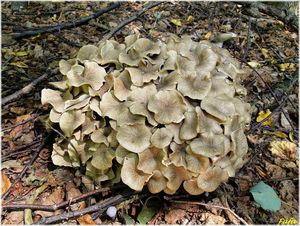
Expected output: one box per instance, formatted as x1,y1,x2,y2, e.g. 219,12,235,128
2,134,51,200
2,139,42,161
38,192,136,224
2,114,39,132
2,184,126,211
100,1,163,42
11,2,121,39
2,69,58,106
2,147,38,162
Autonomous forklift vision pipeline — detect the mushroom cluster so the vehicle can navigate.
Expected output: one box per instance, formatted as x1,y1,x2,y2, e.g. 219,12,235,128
42,34,251,195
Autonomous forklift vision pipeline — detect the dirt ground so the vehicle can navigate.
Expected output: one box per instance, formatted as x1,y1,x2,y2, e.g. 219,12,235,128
1,2,299,225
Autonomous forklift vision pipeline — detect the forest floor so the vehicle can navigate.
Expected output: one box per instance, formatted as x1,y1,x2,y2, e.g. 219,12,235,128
1,2,299,225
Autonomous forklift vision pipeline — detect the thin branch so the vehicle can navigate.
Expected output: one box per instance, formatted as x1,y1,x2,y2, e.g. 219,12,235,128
10,3,121,40
2,114,39,132
2,185,126,211
238,175,299,183
2,69,58,106
100,1,163,42
165,198,248,225
2,139,42,161
38,192,137,224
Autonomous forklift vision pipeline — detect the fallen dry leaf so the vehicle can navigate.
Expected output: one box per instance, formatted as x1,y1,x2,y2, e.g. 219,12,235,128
11,181,29,197
2,160,23,173
264,160,286,179
280,113,292,130
2,211,24,224
278,180,296,201
170,18,182,26
186,15,194,23
10,61,29,68
239,179,250,192
165,208,186,224
9,114,34,139
255,165,267,177
269,140,297,160
1,172,11,195
204,31,212,40
260,48,276,64
271,131,288,139
34,44,44,59
50,168,74,186
247,61,260,68
200,212,226,224
275,159,297,169
278,63,297,72
19,132,35,144
9,106,26,114
289,132,295,143
256,109,272,126
247,134,260,144
77,214,96,225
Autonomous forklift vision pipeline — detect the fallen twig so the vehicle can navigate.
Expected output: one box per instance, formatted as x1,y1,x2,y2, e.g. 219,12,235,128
38,191,137,224
2,69,58,106
2,184,126,210
220,194,243,225
2,114,39,132
10,2,121,40
165,198,249,225
2,134,52,200
100,1,163,42
2,138,42,162
236,175,299,186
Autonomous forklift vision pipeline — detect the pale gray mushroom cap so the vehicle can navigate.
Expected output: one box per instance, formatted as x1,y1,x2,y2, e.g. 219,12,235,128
42,34,251,195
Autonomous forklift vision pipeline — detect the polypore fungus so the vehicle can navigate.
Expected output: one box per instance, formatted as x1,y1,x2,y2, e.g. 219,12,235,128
42,34,251,195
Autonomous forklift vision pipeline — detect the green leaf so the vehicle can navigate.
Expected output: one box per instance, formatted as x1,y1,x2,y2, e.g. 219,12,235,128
137,208,155,224
137,196,161,224
123,214,136,225
250,181,281,212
